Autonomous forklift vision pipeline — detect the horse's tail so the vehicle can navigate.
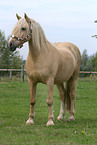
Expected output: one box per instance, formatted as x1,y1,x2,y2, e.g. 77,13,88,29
65,86,71,112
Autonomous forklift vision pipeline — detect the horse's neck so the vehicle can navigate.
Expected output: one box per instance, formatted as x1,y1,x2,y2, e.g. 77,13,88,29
28,39,49,60
28,39,38,59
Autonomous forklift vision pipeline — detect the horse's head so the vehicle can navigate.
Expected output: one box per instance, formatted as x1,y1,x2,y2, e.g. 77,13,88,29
8,13,32,51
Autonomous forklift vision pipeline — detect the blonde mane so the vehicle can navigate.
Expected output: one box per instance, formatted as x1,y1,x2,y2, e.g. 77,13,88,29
31,20,48,52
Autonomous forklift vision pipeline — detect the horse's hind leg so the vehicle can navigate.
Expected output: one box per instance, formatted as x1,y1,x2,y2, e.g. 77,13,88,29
26,78,36,125
66,77,76,121
57,84,66,120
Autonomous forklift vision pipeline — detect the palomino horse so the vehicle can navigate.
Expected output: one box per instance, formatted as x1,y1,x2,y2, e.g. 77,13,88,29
8,14,81,126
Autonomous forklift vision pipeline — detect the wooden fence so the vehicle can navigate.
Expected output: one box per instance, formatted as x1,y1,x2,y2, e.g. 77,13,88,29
0,67,97,82
0,65,24,82
79,71,97,80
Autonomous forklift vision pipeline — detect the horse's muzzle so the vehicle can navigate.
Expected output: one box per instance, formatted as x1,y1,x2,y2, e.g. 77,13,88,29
8,41,16,51
8,37,19,51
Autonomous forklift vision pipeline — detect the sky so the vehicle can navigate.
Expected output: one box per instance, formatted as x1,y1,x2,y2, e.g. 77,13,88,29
0,0,97,59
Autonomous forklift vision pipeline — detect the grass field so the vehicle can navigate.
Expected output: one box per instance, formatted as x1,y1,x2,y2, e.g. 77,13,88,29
0,78,97,145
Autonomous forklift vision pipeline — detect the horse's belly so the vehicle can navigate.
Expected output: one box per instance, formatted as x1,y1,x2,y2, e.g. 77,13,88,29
55,60,75,83
55,70,74,84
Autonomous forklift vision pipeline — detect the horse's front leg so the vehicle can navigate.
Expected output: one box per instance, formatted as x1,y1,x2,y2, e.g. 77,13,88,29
26,78,36,125
46,78,54,126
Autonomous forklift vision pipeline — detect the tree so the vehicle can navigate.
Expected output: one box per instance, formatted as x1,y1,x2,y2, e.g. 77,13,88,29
92,20,97,38
0,30,23,75
91,20,97,72
80,49,90,71
80,49,92,77
90,52,97,72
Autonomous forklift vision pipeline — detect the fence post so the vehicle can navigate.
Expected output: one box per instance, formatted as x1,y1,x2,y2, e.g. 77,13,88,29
21,65,24,82
10,70,12,80
92,73,94,80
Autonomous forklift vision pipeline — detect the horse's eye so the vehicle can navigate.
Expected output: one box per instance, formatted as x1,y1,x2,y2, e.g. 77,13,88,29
21,27,26,31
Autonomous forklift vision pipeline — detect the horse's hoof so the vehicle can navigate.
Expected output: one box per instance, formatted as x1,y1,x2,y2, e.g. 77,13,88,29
46,120,54,126
67,116,75,121
57,114,64,121
26,118,34,125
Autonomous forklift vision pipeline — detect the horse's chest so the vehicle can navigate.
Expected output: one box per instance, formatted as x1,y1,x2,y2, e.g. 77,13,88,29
26,65,39,80
26,63,47,83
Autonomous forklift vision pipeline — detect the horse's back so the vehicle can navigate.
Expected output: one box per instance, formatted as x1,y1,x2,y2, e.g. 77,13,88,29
53,42,81,67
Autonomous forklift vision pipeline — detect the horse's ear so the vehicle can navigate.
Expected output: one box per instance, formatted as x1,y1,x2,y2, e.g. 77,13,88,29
24,13,31,24
16,14,21,20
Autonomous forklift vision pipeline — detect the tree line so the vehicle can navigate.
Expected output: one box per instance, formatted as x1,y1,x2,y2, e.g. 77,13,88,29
0,30,23,69
0,30,24,76
80,49,97,77
0,30,97,77
80,49,97,72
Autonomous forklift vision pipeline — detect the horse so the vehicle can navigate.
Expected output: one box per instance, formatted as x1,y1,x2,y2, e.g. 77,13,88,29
8,13,81,126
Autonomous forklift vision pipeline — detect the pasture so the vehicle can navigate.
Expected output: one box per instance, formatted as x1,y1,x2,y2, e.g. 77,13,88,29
0,78,97,145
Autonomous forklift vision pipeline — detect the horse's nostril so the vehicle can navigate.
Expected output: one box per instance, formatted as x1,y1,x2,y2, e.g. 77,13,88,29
10,42,12,47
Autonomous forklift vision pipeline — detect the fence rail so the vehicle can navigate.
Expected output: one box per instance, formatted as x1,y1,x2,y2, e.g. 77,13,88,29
0,68,97,82
79,71,97,80
0,69,22,71
80,71,97,74
0,65,25,82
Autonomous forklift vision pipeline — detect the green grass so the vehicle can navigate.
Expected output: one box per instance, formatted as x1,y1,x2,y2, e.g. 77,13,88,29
0,78,97,145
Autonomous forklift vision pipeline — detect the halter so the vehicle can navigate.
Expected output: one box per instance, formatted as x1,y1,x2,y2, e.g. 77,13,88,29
11,25,32,48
